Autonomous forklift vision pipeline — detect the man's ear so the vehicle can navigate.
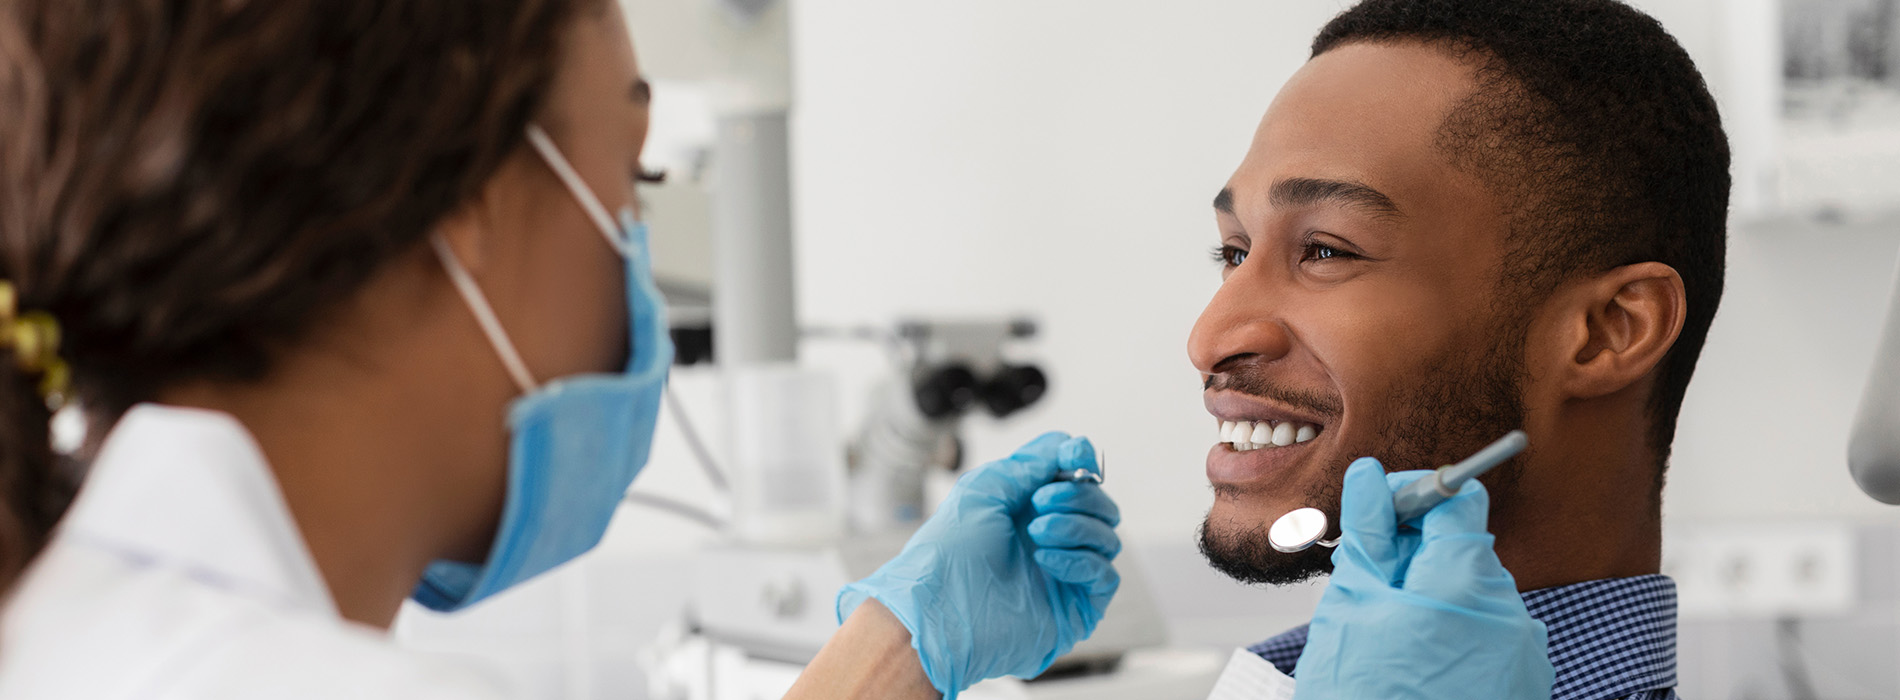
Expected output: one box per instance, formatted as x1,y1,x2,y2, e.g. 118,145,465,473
1554,262,1686,400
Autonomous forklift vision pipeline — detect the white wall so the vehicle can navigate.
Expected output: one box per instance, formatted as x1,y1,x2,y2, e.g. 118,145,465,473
1671,217,1900,523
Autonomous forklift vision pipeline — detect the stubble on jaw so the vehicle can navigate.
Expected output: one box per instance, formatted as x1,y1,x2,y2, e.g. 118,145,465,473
1196,316,1530,587
1199,482,1340,585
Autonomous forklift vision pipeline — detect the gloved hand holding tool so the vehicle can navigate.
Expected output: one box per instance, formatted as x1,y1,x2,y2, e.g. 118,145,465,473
1293,458,1555,700
837,432,1120,699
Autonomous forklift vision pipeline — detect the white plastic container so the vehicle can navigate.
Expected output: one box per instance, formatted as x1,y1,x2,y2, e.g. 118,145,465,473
724,364,848,544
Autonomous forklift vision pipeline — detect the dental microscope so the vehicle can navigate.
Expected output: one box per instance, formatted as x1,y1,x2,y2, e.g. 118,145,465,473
846,318,1048,531
682,317,1165,675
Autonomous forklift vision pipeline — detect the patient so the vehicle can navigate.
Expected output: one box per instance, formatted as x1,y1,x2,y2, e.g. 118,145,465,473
1187,1,1727,697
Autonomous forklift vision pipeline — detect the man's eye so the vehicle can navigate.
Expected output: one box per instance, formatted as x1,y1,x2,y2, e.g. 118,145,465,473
1300,242,1357,263
1210,245,1249,268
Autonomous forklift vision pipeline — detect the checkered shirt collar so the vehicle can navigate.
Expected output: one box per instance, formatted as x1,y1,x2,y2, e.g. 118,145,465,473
1248,574,1679,700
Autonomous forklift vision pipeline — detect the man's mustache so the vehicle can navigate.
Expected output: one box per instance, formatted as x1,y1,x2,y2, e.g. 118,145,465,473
1203,371,1345,419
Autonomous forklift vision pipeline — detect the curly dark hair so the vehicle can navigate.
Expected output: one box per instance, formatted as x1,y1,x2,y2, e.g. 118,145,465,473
0,0,599,591
1314,0,1731,484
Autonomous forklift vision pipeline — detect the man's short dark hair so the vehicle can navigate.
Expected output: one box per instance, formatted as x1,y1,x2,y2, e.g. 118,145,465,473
1314,0,1730,481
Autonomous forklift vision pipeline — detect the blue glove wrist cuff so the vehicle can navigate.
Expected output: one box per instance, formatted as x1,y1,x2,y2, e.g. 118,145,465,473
836,582,961,698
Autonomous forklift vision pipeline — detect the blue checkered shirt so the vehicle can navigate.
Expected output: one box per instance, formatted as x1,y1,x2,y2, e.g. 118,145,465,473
1249,574,1680,700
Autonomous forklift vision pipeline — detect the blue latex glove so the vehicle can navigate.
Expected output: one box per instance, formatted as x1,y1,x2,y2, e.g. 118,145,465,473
837,432,1121,698
1293,458,1554,700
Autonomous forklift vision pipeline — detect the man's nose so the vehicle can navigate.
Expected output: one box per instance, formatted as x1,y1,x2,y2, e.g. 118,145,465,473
1188,270,1294,377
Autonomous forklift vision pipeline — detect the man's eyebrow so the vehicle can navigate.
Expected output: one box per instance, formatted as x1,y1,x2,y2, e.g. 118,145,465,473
1213,188,1235,215
631,78,652,106
1270,177,1404,220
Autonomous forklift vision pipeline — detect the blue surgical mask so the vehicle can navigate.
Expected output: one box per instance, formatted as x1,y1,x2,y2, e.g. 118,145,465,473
411,124,674,612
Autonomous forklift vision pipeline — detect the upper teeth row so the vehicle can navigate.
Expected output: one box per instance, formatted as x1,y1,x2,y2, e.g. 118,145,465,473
1219,420,1319,451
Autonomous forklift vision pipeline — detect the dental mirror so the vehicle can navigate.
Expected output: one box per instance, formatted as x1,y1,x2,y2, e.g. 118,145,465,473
1269,506,1338,553
1265,430,1528,554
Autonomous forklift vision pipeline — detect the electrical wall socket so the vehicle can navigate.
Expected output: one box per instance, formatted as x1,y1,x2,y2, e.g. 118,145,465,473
1663,521,1855,619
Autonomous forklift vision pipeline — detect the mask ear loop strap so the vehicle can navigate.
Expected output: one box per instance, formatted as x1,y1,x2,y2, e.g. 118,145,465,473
431,235,538,394
524,124,630,255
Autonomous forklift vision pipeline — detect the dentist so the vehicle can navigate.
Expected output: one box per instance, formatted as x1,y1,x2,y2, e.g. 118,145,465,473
0,1,1117,698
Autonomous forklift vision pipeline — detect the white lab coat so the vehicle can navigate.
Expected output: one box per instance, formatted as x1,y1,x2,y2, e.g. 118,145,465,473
0,404,510,699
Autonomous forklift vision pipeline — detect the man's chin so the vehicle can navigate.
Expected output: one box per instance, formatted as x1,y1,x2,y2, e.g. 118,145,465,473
1197,513,1334,586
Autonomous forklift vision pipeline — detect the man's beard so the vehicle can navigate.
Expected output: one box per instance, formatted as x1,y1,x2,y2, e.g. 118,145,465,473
1199,320,1531,587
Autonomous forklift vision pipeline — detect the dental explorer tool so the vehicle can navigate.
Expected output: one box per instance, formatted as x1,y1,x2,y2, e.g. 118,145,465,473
1267,430,1528,553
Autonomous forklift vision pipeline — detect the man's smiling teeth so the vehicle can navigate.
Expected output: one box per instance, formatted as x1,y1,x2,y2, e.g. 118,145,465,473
1218,420,1320,452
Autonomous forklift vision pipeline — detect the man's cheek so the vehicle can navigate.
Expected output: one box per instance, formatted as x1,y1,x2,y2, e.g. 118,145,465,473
1300,287,1455,371
1314,343,1439,462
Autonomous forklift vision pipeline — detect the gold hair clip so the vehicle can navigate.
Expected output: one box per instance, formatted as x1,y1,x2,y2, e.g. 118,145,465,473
0,281,71,409
0,281,14,329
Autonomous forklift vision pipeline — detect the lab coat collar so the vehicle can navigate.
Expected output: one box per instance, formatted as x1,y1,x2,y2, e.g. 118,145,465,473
60,403,339,617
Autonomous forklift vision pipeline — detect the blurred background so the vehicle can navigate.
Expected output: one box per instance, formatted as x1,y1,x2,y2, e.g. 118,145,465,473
390,1,1900,698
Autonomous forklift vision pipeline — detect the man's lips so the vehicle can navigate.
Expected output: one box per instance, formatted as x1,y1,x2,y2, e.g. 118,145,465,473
1204,391,1330,450
1201,390,1338,485
1205,433,1323,486
1203,390,1332,427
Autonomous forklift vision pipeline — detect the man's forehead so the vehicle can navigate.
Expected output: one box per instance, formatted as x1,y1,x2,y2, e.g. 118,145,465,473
1224,42,1483,222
